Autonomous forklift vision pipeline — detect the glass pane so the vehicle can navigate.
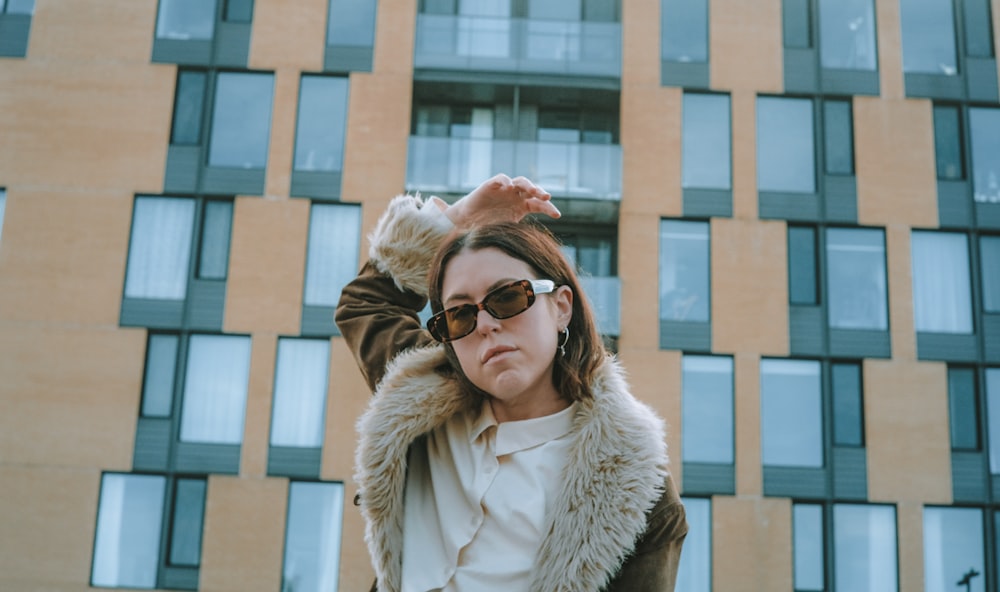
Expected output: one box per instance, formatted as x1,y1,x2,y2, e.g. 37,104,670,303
676,497,711,592
224,0,253,22
125,197,196,300
932,105,964,180
659,220,710,322
284,482,345,592
793,504,825,591
661,0,708,62
969,108,1000,204
789,226,818,305
833,504,899,592
963,0,995,58
327,0,377,46
294,76,349,172
208,73,275,169
142,334,179,417
948,367,979,451
304,204,362,307
911,231,973,333
179,334,252,444
923,507,985,592
171,71,207,146
826,228,888,330
682,94,731,190
7,0,34,14
197,201,233,280
818,0,877,70
824,100,854,175
682,356,734,463
760,359,823,467
0,188,6,248
899,0,957,74
987,369,1000,473
981,236,1000,312
156,0,217,40
784,0,812,49
91,474,166,588
832,363,864,446
169,479,206,567
271,339,331,447
757,97,816,193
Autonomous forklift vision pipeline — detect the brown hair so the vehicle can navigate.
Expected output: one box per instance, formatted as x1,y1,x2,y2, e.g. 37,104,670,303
427,220,606,402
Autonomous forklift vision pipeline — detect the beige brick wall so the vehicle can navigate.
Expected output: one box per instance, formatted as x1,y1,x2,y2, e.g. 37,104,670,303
713,496,793,590
709,0,783,93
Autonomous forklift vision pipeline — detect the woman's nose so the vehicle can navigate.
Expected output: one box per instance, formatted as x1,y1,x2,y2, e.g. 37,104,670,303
476,308,501,334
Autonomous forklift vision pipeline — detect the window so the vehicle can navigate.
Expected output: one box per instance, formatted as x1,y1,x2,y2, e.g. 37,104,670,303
0,0,33,58
982,236,1000,312
818,0,876,70
933,105,964,180
825,228,887,330
1,0,35,13
196,201,233,280
303,204,361,308
969,108,1000,204
327,0,377,48
676,497,711,592
833,504,898,591
831,362,864,446
208,72,275,169
900,0,957,75
294,76,349,174
661,0,708,63
659,220,710,323
168,479,207,567
283,482,345,592
823,100,854,175
155,0,217,40
761,359,823,468
794,504,825,591
682,355,734,464
558,230,620,338
125,197,196,301
0,187,6,247
179,334,252,444
757,97,815,193
789,227,819,305
911,231,973,333
141,334,180,418
171,71,208,146
682,93,731,191
948,367,980,451
987,369,1000,474
964,0,995,58
923,507,985,592
270,339,331,448
223,0,253,22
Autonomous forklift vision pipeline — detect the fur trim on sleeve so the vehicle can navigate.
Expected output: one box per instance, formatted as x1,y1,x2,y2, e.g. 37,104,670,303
368,194,454,296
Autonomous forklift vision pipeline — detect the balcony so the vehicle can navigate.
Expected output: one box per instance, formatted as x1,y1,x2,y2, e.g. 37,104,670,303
407,136,622,199
414,14,621,79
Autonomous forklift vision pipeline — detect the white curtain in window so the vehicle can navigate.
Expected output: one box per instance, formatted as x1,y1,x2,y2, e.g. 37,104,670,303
793,504,825,590
270,339,331,447
304,205,361,307
834,504,898,592
180,335,252,444
283,482,345,592
923,507,985,592
675,497,710,592
91,474,165,588
450,108,494,190
911,231,973,333
124,197,195,300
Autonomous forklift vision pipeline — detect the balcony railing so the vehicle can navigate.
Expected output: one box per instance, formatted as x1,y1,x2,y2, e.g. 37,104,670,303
407,136,622,199
414,14,621,78
579,275,621,337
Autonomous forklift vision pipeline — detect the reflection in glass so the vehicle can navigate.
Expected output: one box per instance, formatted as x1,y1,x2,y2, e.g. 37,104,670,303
327,0,377,46
832,363,864,446
948,367,979,451
661,0,708,62
834,504,898,591
141,334,179,418
981,236,1000,312
156,0,217,40
659,220,710,322
676,497,711,592
304,204,361,307
208,73,275,169
969,108,1000,204
125,197,196,300
169,479,206,567
932,105,964,180
963,0,995,58
0,188,7,249
824,100,854,175
819,0,876,70
761,359,823,467
987,369,1000,473
924,507,985,592
900,0,957,74
92,474,166,588
270,339,331,448
224,0,253,23
682,94,731,190
682,356,734,464
789,226,818,306
826,228,887,330
757,97,815,193
179,334,252,444
171,71,207,146
294,76,349,172
197,201,233,280
911,231,973,333
283,482,345,592
793,504,824,591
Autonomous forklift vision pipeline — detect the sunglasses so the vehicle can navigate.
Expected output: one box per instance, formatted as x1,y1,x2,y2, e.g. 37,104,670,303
427,279,556,343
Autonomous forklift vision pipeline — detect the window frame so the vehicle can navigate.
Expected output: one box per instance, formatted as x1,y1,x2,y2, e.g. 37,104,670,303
658,218,712,352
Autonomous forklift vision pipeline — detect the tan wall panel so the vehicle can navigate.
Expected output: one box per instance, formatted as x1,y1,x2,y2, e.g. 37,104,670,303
866,359,951,503
201,476,288,592
875,0,906,99
713,496,792,590
731,90,759,220
0,324,144,469
30,0,156,63
263,69,300,199
709,0,783,92
621,0,661,87
734,353,763,496
225,196,309,334
0,466,100,589
886,223,918,360
711,218,789,356
0,190,132,325
618,212,664,351
898,500,925,592
620,85,682,217
855,97,938,229
249,0,326,71
322,338,371,480
373,0,417,75
240,334,278,478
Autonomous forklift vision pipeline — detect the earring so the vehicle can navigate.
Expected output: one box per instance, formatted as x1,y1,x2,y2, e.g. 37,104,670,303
558,327,570,357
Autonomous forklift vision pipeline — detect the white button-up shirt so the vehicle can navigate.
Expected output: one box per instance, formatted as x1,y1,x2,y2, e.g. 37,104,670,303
401,401,577,592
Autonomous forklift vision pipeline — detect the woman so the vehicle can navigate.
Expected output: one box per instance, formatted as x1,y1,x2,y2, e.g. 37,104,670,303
336,175,687,591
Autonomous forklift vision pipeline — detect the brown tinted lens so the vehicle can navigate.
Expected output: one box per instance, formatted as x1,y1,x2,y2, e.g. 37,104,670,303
484,281,532,319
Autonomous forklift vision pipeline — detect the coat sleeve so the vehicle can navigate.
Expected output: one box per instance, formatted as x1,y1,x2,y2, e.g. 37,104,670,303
334,194,455,391
604,474,688,592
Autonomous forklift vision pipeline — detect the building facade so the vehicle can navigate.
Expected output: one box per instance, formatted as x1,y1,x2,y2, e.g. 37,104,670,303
1,0,999,590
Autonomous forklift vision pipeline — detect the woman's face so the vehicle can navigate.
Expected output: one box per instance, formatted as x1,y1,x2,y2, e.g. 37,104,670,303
440,247,573,421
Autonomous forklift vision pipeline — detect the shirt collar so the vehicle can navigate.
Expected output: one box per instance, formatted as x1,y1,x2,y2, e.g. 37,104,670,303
492,402,577,456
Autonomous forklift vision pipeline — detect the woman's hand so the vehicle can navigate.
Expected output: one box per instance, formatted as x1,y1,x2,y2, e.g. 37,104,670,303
442,174,560,229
